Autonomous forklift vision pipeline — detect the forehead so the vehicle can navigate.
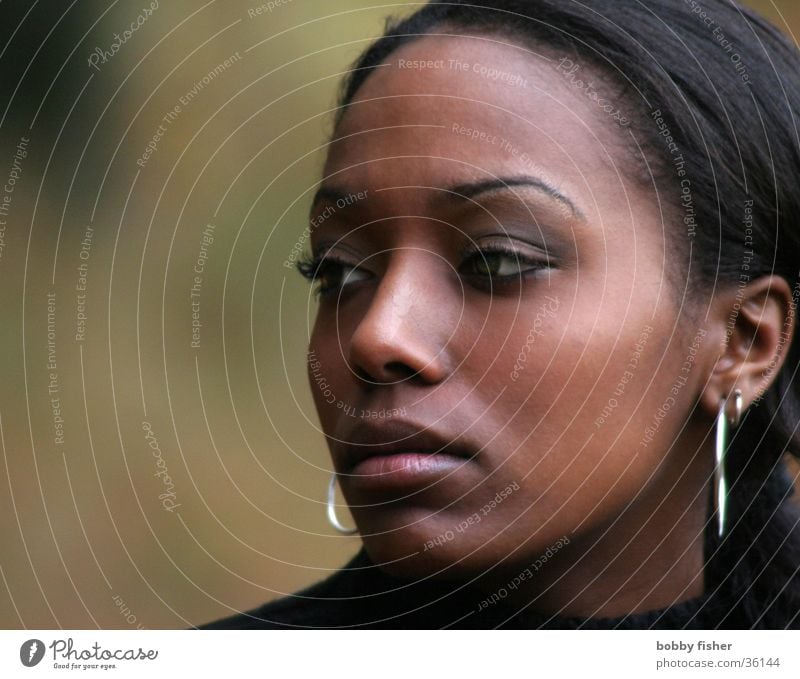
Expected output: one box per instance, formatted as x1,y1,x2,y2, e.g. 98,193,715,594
325,32,624,201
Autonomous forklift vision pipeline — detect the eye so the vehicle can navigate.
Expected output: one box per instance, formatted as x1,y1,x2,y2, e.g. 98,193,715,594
296,252,371,298
458,244,547,286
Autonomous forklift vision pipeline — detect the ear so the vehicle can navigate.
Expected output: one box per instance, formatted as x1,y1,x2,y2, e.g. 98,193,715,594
699,275,796,418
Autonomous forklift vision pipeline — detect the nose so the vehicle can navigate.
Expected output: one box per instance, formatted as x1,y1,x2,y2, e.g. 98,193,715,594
348,251,452,385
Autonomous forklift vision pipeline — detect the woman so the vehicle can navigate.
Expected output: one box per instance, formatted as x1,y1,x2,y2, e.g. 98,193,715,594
199,0,800,629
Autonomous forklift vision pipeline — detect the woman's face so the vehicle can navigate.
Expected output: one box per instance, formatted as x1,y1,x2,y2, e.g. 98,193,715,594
306,34,715,581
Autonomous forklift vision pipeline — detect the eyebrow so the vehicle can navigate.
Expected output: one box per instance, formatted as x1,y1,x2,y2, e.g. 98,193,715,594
447,176,584,220
310,176,584,220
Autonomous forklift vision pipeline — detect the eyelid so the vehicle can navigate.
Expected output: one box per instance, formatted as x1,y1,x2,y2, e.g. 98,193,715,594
460,236,555,265
314,244,368,271
297,247,373,299
310,239,366,262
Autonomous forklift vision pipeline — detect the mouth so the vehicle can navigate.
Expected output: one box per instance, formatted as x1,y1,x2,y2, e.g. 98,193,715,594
333,419,475,492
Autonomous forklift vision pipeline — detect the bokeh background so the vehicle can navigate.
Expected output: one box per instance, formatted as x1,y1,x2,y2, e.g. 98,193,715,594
1,0,798,629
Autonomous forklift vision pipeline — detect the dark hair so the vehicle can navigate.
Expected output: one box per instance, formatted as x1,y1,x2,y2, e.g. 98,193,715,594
330,0,800,625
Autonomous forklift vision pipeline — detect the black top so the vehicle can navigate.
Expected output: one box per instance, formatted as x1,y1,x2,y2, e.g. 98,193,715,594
193,544,786,630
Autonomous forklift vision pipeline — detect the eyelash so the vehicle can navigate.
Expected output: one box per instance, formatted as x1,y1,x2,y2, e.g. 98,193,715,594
296,251,361,299
458,242,549,288
296,244,549,298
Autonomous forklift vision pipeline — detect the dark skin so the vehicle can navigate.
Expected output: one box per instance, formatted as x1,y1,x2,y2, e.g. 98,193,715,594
301,32,794,617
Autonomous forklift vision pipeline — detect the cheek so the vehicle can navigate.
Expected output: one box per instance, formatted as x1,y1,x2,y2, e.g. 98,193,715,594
455,291,565,396
487,308,680,528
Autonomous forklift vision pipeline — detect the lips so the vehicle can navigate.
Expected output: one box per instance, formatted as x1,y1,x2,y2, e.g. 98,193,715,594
332,419,475,490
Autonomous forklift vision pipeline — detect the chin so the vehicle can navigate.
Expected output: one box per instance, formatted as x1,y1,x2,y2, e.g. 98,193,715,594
356,519,499,581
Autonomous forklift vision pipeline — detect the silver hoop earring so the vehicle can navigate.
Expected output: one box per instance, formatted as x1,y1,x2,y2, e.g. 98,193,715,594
714,388,743,538
327,472,358,535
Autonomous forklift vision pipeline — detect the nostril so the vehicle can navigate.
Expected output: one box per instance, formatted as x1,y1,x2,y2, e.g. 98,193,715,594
352,360,421,385
385,361,422,380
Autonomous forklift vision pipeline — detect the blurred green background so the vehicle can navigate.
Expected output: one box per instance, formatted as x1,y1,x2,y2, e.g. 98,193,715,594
0,1,798,629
